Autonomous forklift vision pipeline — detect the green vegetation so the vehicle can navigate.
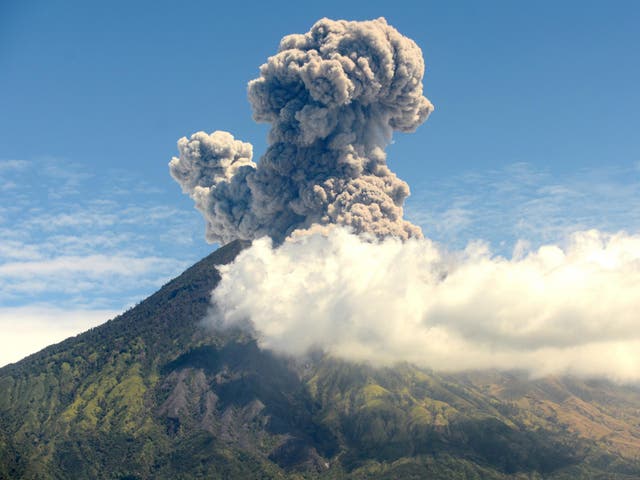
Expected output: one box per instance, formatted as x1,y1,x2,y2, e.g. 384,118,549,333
1,239,640,479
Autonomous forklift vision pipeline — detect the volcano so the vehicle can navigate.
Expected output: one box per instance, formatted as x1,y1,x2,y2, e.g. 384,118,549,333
1,241,640,479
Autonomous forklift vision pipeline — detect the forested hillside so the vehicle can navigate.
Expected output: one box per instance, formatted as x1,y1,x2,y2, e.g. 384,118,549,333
1,241,640,479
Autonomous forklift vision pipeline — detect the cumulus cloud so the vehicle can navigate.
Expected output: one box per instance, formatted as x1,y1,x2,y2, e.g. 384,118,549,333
170,17,433,244
211,228,640,381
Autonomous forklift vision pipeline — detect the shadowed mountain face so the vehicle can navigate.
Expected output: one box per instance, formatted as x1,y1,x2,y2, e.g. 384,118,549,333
1,241,640,479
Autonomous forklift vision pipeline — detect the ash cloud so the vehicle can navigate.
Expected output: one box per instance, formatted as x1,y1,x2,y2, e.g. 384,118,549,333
171,17,640,381
170,17,432,244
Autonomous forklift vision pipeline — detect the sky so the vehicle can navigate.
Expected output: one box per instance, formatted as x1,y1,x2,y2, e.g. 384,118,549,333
1,0,639,367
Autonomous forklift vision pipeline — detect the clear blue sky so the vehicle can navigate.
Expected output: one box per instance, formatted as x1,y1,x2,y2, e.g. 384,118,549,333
1,0,639,364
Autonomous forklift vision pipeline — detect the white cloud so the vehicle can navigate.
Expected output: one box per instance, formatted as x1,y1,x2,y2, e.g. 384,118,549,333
0,159,29,171
0,155,214,363
406,162,640,252
0,306,117,367
0,240,43,261
0,254,184,301
211,227,640,382
0,156,209,307
0,254,178,277
25,211,120,230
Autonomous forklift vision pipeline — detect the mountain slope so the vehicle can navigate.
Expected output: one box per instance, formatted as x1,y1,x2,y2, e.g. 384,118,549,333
1,241,640,479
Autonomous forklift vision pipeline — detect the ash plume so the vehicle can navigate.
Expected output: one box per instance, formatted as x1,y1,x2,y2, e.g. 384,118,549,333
171,18,640,381
170,17,433,244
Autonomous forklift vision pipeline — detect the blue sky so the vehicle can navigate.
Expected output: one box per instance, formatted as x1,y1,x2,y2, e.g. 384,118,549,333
1,0,639,365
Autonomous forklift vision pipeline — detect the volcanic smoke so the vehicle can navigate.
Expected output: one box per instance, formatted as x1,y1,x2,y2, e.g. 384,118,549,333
171,18,640,382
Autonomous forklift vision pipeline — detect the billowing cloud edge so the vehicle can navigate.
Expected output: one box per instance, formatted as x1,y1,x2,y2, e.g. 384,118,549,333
209,227,640,382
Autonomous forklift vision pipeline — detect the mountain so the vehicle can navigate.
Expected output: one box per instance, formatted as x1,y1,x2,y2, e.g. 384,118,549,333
1,241,640,479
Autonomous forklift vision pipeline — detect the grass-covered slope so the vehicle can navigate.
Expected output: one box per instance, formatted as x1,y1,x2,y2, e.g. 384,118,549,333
1,241,640,479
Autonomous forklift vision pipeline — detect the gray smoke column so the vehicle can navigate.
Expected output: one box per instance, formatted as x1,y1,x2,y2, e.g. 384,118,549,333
170,17,433,244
